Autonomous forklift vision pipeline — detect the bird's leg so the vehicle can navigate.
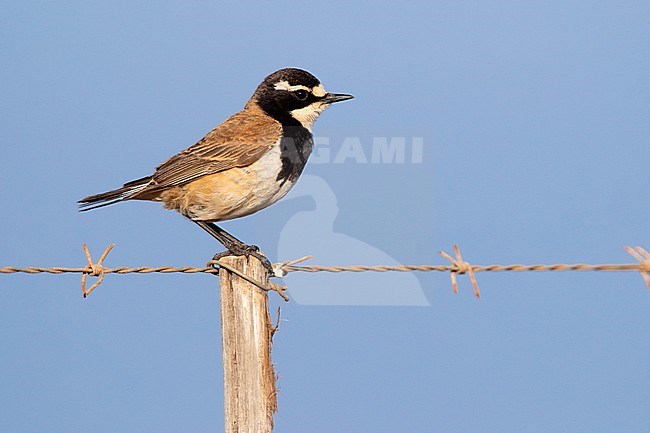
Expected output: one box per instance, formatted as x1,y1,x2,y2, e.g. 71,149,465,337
194,221,274,276
195,221,248,249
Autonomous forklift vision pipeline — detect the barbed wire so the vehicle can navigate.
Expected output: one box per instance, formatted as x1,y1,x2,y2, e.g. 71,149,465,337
1,244,649,300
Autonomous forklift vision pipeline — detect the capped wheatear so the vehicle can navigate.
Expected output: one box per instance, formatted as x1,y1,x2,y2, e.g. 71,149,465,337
79,68,353,273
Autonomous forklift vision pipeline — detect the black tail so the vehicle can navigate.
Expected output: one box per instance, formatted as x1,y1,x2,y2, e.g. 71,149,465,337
78,176,151,211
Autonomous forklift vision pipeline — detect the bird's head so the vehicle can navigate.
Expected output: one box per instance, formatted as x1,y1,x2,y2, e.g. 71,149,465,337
251,68,354,130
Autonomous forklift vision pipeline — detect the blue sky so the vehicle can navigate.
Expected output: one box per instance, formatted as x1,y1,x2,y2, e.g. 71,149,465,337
1,1,649,432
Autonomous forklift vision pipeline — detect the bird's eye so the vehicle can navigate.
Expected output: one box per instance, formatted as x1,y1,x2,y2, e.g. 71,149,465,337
294,89,309,100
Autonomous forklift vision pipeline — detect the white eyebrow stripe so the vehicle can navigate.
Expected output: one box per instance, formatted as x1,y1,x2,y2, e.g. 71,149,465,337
273,80,311,92
312,84,327,97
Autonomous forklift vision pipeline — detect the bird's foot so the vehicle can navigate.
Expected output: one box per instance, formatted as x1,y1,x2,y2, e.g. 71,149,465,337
210,244,275,277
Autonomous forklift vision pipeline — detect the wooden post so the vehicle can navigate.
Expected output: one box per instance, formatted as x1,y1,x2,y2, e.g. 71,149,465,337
218,255,277,433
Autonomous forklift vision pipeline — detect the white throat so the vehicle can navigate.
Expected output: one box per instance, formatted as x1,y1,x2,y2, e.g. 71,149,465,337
290,102,327,132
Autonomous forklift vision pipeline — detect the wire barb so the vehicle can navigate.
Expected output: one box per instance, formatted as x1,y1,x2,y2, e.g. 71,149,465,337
272,255,313,278
81,243,115,298
625,245,650,291
438,244,480,298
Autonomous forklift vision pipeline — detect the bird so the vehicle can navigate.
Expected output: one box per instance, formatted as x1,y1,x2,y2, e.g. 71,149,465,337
79,68,353,273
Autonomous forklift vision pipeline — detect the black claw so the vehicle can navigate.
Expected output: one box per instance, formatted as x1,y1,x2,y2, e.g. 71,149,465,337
245,245,260,253
210,250,232,264
210,246,275,277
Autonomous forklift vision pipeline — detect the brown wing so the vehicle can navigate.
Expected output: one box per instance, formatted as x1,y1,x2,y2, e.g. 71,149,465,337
139,105,281,195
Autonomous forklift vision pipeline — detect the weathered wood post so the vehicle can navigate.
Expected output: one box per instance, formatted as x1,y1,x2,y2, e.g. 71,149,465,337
217,255,277,433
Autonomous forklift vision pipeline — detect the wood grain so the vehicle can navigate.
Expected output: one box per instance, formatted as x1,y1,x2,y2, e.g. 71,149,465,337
218,255,277,433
